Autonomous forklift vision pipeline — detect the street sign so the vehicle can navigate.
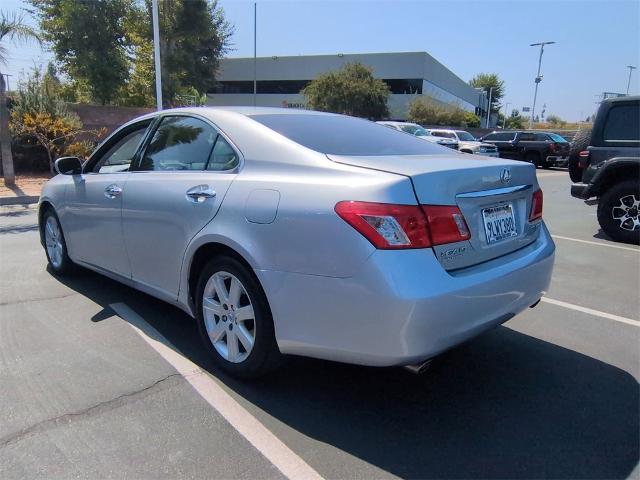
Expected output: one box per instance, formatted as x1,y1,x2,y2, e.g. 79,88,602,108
522,107,531,112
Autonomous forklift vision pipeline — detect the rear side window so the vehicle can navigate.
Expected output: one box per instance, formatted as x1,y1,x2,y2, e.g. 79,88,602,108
432,131,455,139
250,114,442,156
207,136,239,171
484,132,515,141
138,116,217,171
603,104,640,142
547,133,568,143
519,133,535,141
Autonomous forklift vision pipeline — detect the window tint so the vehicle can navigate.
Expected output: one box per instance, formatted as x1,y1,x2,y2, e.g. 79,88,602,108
93,125,148,173
138,116,217,171
207,136,239,170
250,114,442,156
432,131,455,139
603,104,640,141
484,132,515,141
519,133,535,141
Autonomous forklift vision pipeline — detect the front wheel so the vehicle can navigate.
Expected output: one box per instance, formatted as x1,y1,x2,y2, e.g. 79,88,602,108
195,256,282,378
42,209,74,275
597,180,640,244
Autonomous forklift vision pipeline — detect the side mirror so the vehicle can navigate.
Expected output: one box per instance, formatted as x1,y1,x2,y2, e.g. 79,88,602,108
54,156,83,175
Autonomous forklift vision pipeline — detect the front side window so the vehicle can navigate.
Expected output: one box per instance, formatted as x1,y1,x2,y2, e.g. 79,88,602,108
137,116,218,171
603,104,640,142
92,123,150,173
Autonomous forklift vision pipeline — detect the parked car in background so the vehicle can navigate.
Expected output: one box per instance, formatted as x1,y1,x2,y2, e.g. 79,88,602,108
377,121,459,150
429,129,499,157
480,131,570,168
39,107,554,378
570,96,639,244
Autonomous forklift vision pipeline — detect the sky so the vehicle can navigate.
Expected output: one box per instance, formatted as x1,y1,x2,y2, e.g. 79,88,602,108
2,0,639,121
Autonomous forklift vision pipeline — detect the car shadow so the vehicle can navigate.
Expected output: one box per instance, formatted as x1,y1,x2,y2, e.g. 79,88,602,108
54,268,639,479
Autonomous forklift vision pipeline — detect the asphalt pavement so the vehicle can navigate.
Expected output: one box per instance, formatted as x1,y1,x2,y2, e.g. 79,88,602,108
0,169,638,479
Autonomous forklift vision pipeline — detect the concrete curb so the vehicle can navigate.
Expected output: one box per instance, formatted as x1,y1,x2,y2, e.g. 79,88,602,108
0,196,39,206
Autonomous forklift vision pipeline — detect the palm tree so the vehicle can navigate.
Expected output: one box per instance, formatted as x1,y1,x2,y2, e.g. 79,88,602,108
1,10,40,186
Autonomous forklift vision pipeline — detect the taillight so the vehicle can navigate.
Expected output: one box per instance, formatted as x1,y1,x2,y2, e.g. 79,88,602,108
421,205,470,245
529,189,543,221
578,150,590,168
549,142,556,153
335,201,470,249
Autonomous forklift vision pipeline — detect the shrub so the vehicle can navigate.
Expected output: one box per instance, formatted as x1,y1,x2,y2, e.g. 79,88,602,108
9,68,104,173
408,97,480,127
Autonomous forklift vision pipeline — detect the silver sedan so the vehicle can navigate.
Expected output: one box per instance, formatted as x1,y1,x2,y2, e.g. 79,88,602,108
39,107,555,378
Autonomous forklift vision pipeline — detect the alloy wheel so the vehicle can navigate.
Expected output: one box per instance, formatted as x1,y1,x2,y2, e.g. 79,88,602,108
202,271,256,363
612,194,640,232
44,216,64,268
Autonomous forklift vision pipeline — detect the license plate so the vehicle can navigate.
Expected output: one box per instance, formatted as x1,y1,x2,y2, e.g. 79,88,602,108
482,204,517,244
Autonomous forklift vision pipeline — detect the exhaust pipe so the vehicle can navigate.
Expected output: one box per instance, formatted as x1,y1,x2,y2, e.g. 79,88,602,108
404,359,432,375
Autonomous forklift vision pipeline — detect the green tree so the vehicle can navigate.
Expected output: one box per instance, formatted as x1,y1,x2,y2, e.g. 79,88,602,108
408,97,479,127
546,114,566,127
124,0,232,107
302,62,390,119
469,73,505,115
1,10,41,186
505,109,526,129
30,0,133,105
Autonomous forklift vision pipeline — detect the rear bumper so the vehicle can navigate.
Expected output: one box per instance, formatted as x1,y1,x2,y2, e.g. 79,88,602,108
258,224,555,367
571,182,593,199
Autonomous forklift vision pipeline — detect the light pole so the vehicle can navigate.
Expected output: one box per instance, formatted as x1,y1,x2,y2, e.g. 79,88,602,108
485,87,493,128
253,2,257,106
151,0,162,110
626,65,636,95
529,41,555,129
502,102,511,129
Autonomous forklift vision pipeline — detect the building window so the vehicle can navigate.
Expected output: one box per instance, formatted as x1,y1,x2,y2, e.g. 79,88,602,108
212,78,425,95
383,79,423,94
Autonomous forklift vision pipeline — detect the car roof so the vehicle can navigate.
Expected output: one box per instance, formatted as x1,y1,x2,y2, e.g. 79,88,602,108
602,95,639,104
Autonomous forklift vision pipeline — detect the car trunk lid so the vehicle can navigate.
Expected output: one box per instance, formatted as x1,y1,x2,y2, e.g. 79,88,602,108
328,153,542,270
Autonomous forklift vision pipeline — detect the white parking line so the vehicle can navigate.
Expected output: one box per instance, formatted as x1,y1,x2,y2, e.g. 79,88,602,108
541,297,640,327
552,235,640,253
109,303,323,480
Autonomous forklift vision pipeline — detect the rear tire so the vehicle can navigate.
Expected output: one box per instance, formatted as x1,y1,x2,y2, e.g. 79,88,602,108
569,128,592,182
195,256,282,378
41,209,74,275
597,180,640,245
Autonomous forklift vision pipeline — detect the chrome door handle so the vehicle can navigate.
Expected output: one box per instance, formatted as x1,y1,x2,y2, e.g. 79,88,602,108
186,185,217,203
104,184,123,199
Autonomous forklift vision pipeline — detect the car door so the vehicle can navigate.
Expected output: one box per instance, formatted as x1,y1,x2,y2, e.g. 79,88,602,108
122,114,239,299
62,120,152,276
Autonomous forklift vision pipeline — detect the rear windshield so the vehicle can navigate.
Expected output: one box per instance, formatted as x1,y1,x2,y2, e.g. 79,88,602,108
548,133,568,143
250,114,443,156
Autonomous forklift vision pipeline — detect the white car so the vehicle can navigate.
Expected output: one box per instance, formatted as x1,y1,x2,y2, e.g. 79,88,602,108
377,121,459,150
429,129,499,157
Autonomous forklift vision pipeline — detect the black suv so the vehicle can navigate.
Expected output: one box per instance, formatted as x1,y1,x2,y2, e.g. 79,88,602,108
480,131,570,168
571,96,639,244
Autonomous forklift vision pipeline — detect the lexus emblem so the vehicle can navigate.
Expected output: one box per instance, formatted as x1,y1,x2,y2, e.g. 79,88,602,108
500,168,512,184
